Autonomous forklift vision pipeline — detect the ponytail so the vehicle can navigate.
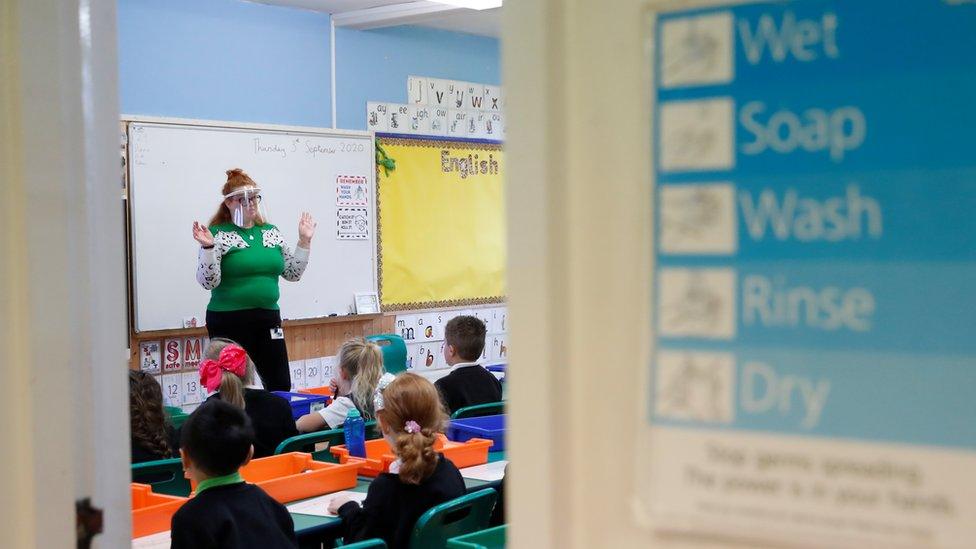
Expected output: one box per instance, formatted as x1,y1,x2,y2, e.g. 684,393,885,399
203,338,257,410
376,373,447,485
219,370,246,409
341,338,385,419
393,427,439,485
129,370,173,459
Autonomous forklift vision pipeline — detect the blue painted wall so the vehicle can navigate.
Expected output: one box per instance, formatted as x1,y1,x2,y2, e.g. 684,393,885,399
117,0,500,129
118,0,332,126
335,26,500,130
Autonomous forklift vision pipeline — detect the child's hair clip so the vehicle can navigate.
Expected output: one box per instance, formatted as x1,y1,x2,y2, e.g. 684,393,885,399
404,420,421,434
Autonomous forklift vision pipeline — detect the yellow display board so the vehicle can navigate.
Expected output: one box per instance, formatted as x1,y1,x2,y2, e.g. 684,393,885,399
377,137,505,309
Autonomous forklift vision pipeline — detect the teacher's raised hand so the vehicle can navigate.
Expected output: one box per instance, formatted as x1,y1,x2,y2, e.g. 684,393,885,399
192,221,214,248
298,212,317,248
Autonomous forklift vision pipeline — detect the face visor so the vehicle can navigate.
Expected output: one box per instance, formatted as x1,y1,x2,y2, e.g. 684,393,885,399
224,187,267,227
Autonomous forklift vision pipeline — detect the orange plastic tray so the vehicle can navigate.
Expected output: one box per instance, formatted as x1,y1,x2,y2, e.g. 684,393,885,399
331,434,493,477
299,385,335,398
131,483,187,538
190,452,360,503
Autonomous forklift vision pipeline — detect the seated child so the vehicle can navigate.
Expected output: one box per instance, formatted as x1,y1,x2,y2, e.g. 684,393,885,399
129,370,178,463
200,338,298,457
434,315,503,414
328,373,466,548
296,337,391,432
171,399,297,548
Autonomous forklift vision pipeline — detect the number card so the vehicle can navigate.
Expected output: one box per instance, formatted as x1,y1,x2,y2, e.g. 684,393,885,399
162,339,183,372
161,373,182,408
181,372,203,405
140,340,161,374
182,337,204,370
304,358,323,389
289,360,307,391
321,355,338,382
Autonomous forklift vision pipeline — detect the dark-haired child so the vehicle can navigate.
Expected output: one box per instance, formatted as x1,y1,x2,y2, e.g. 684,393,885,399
128,370,178,463
434,315,503,413
170,399,298,549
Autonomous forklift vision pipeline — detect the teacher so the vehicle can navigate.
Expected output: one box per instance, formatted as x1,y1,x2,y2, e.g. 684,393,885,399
192,168,317,391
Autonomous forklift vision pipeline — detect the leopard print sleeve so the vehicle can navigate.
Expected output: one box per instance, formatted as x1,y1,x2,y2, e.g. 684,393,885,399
195,230,248,290
263,226,310,282
196,246,221,290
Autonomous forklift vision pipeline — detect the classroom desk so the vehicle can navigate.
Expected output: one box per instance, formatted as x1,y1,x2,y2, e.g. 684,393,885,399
133,452,506,548
292,451,507,547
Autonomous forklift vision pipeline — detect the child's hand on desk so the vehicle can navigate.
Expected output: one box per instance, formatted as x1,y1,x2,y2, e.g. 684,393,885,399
327,494,355,514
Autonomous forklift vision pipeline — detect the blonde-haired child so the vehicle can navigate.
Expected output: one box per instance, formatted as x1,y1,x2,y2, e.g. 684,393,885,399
296,337,388,432
328,373,465,548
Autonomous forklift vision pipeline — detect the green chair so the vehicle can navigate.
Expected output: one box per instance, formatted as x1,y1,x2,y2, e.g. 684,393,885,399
366,334,407,374
337,539,387,548
410,488,498,549
131,457,190,497
446,525,506,549
450,401,505,420
164,405,190,429
275,420,381,462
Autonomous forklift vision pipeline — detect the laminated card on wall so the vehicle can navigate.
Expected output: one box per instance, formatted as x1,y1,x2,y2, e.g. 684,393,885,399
640,2,976,547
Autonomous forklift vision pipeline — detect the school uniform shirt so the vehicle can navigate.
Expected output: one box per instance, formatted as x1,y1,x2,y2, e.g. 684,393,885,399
434,362,503,414
338,454,466,549
207,388,299,458
170,474,297,549
317,394,362,429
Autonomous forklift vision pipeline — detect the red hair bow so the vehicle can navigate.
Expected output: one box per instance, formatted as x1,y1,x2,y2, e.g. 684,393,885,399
199,344,248,392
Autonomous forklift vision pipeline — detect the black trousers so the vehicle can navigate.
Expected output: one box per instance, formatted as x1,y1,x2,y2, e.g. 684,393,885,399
206,308,291,392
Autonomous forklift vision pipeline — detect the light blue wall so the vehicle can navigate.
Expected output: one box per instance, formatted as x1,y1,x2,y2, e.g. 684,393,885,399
335,26,500,130
118,0,332,126
117,0,501,130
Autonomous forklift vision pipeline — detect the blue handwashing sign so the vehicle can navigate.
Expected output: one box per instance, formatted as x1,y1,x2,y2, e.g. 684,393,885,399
652,0,976,449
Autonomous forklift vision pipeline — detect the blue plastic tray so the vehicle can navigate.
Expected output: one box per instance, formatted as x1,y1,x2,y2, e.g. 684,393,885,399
446,414,506,452
271,391,331,419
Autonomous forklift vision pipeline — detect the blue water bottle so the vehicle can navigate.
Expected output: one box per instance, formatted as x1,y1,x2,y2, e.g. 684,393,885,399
344,408,367,458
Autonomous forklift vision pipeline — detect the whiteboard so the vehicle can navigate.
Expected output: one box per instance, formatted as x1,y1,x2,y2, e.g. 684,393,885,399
127,119,377,332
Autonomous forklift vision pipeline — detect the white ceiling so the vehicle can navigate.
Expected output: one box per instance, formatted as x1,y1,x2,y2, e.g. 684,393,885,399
249,0,501,37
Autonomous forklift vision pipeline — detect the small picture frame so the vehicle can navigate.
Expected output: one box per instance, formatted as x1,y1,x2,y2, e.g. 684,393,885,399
354,292,380,314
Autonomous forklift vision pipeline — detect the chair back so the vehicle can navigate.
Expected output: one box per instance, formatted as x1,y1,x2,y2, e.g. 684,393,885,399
274,420,381,461
366,334,408,374
410,488,498,549
131,457,190,497
450,401,505,420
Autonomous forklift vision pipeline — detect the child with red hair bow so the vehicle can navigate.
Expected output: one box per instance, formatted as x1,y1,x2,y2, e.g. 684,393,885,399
199,338,297,458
